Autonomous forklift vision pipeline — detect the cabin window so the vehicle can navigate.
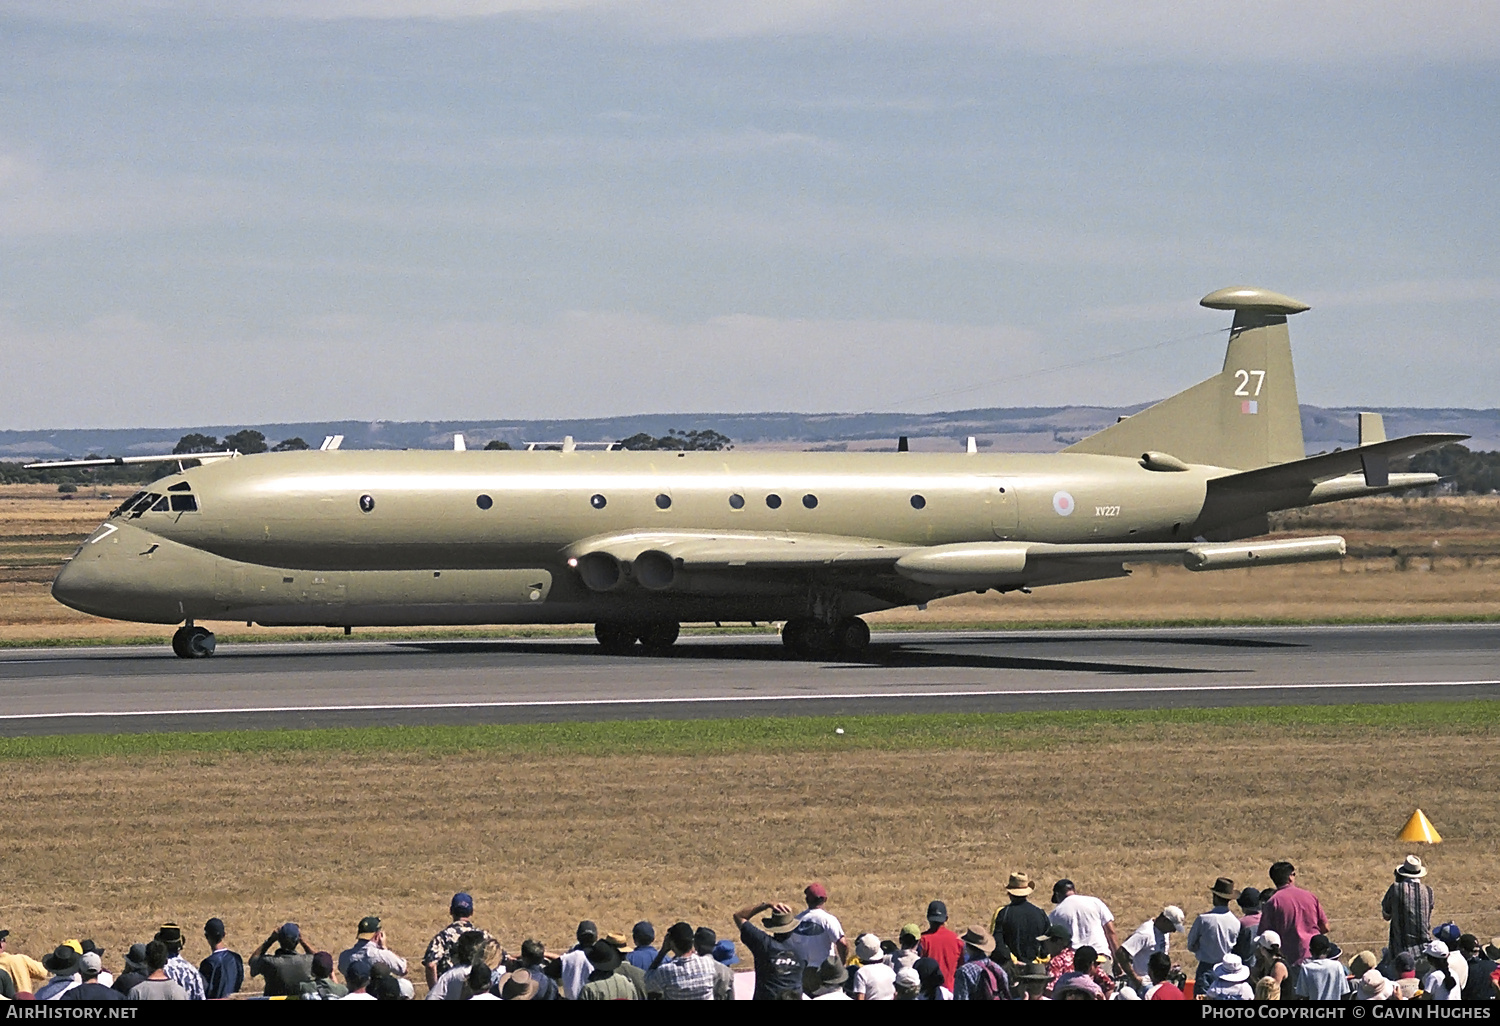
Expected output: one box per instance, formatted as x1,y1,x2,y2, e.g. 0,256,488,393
728,493,745,509
590,494,607,509
802,494,818,509
766,494,782,509
655,493,672,510
359,494,375,513
476,494,493,510
169,495,198,512
910,494,926,510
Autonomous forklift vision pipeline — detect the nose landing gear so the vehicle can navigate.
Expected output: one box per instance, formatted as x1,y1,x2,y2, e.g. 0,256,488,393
171,624,216,659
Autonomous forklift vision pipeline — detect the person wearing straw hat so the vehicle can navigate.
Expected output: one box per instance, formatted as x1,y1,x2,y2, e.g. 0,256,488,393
732,900,807,1000
1381,855,1434,970
1186,877,1241,993
992,873,1049,966
1202,953,1254,1000
1354,968,1395,1001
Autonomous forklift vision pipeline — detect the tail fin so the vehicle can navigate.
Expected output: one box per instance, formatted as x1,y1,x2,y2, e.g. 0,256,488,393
1064,286,1309,470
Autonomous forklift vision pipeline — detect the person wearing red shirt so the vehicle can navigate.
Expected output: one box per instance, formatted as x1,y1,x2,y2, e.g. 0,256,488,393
917,901,965,992
1258,862,1329,972
1144,952,1186,999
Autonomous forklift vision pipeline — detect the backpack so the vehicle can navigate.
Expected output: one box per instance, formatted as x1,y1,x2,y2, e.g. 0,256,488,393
973,961,1007,1000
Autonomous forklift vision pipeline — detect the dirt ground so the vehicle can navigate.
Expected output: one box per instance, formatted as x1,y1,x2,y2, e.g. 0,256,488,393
3,487,1497,643
0,726,1496,987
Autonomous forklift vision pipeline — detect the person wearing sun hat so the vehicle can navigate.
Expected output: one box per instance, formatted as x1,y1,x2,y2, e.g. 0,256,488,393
732,900,807,1000
1202,952,1254,1000
1187,878,1242,993
1293,934,1350,1000
953,925,1011,1000
1382,855,1435,969
34,945,83,1000
1355,967,1396,1001
992,872,1049,967
851,933,895,1001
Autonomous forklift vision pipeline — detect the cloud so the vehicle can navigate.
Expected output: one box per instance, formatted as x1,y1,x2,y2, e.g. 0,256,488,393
20,1,1500,61
0,146,250,239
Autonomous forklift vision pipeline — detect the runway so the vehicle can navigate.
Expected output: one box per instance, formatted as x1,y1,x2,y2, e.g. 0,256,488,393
1,623,1497,736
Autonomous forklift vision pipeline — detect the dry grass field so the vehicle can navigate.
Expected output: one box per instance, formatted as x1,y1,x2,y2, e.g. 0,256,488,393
1,713,1497,988
2,484,1496,644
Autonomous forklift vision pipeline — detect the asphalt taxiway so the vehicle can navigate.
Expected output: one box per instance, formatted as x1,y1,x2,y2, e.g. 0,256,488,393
0,624,1496,736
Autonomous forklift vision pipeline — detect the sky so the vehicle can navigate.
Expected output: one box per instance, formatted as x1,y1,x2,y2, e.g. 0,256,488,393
2,1,1497,429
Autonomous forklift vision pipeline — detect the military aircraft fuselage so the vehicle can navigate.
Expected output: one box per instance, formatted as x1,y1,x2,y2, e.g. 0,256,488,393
56,448,1214,627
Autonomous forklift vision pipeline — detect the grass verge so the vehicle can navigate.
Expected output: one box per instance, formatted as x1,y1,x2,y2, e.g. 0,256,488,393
5,700,1500,761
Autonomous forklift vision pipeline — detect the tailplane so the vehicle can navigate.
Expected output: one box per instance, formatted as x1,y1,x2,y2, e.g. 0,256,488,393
1064,286,1309,470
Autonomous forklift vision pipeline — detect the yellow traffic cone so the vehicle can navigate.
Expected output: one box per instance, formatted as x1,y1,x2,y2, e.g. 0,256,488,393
1398,809,1442,844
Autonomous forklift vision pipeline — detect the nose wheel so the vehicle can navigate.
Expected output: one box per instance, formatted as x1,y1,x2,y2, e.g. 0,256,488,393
171,624,216,659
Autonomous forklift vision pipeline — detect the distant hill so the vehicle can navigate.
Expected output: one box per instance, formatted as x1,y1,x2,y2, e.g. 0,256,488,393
2,405,1496,461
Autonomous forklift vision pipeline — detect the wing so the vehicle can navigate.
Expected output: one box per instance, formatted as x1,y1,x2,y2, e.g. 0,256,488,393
561,530,1345,595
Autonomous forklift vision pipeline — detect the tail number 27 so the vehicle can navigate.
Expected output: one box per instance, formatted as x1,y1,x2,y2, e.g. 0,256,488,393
1233,369,1265,396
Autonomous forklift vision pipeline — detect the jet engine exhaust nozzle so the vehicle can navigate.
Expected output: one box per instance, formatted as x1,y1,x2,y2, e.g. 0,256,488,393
575,551,624,592
633,550,677,591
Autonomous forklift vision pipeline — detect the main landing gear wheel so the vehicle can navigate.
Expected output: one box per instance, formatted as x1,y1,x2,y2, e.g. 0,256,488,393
782,616,869,658
171,624,216,660
637,620,680,655
595,622,638,655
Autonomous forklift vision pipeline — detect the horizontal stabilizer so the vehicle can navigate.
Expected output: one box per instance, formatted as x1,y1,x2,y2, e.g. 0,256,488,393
1208,433,1466,495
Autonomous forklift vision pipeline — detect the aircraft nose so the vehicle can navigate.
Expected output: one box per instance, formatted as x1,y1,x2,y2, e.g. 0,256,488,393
49,523,191,623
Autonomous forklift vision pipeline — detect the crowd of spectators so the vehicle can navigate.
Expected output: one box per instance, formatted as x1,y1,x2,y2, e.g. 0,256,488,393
1,855,1495,1001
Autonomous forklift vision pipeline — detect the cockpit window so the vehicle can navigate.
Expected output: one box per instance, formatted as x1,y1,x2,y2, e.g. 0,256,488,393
167,481,192,492
169,495,198,512
111,491,147,518
150,496,169,512
129,493,163,518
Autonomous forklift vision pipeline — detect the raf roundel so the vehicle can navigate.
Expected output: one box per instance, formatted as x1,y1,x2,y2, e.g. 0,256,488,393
1052,490,1075,517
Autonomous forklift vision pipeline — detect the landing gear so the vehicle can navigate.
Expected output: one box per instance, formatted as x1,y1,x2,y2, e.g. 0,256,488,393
595,622,638,655
171,624,216,659
782,616,870,658
594,620,681,655
637,620,680,655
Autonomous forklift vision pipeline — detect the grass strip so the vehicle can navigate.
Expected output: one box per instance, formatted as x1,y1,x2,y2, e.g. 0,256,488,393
3,612,1498,650
4,701,1499,762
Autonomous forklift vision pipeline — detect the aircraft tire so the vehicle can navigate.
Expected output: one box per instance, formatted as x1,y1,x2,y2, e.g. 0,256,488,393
175,625,216,659
637,620,680,654
833,616,870,656
781,618,810,653
595,622,638,655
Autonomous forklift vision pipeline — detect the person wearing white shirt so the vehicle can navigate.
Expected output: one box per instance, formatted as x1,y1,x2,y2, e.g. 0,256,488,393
787,883,847,969
851,934,896,1000
1049,879,1117,955
1114,906,1184,993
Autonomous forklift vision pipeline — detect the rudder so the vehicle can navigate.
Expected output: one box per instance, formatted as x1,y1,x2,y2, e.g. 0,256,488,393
1064,286,1309,470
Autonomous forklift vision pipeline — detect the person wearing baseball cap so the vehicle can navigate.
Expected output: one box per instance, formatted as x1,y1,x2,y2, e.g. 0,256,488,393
249,922,315,997
339,916,408,981
200,917,244,999
992,872,1049,967
732,899,808,1000
422,893,493,989
785,882,848,970
918,900,965,993
1114,905,1185,994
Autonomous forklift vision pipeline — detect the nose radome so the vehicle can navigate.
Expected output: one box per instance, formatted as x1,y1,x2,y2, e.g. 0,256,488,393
48,522,202,624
